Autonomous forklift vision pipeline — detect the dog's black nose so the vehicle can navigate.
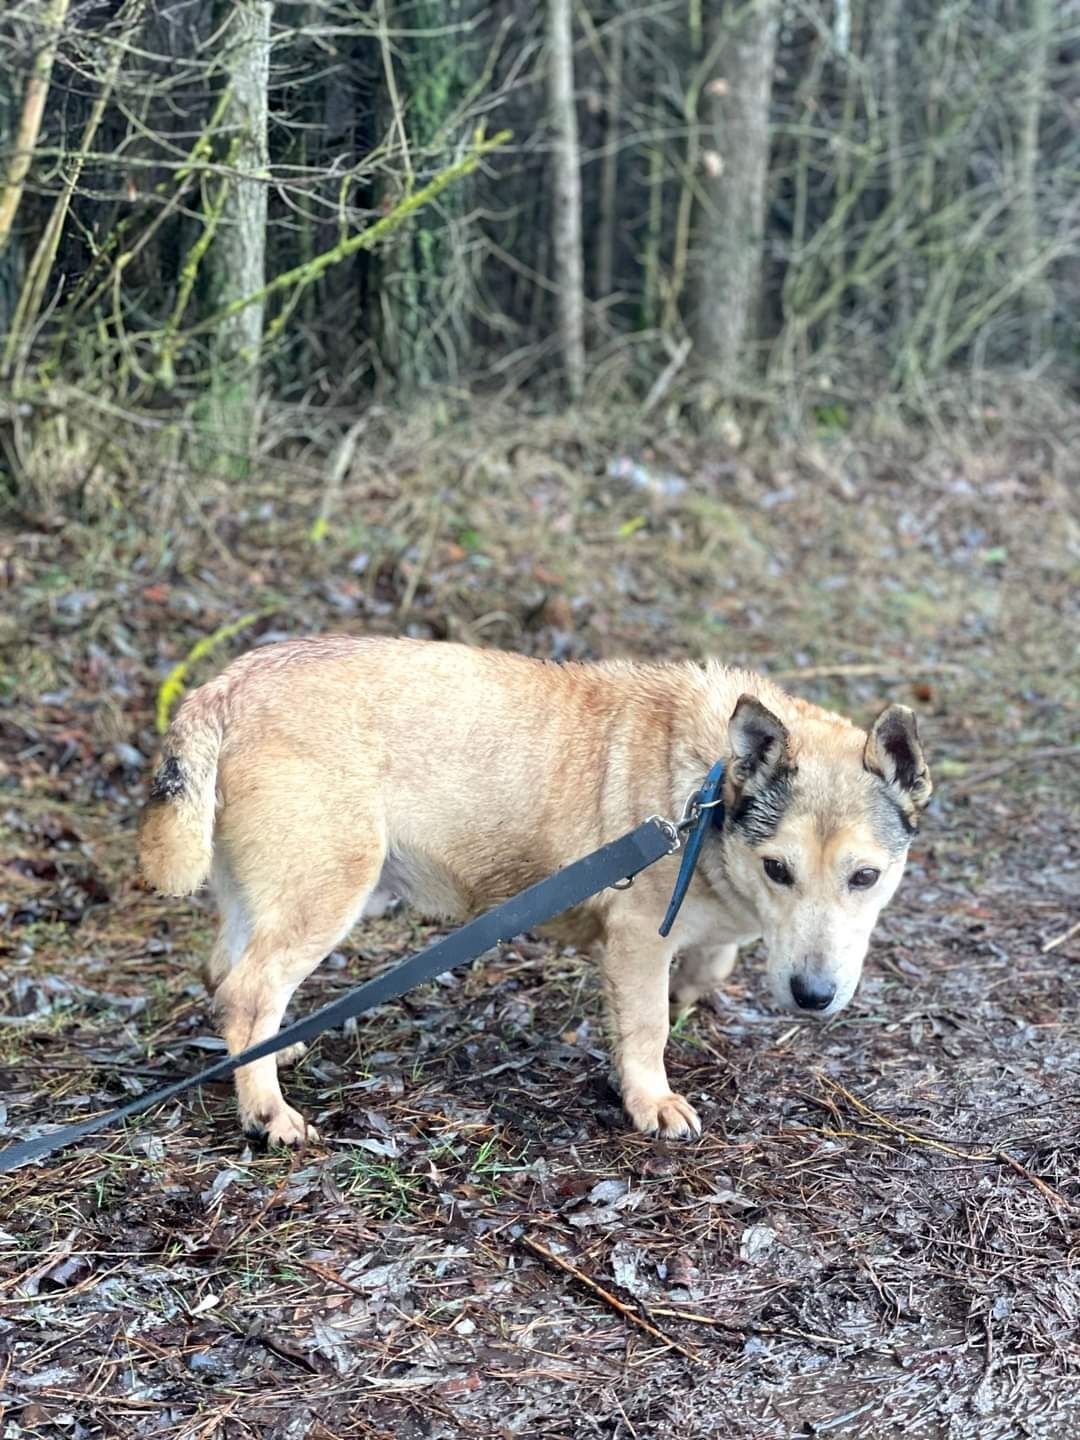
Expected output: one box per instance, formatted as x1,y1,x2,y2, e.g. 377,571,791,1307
790,974,836,1011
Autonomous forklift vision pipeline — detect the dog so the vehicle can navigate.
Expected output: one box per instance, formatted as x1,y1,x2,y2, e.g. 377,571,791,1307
138,636,931,1146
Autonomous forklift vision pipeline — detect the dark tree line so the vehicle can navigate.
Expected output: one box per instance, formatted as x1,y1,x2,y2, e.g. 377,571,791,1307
0,1,1076,475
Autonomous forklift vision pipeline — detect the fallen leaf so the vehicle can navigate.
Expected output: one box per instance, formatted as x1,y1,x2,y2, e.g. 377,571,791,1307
739,1224,777,1262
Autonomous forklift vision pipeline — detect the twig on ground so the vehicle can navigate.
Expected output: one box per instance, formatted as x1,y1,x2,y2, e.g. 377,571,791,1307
309,417,368,545
519,1233,701,1364
214,1167,301,1259
820,1078,1077,1214
399,502,443,615
993,1151,1075,1214
822,1078,982,1158
647,1305,846,1350
770,661,964,680
948,746,1078,791
641,337,693,418
1041,920,1079,954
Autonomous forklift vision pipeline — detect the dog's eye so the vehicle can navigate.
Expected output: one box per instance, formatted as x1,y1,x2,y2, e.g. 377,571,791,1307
850,867,881,890
763,857,794,887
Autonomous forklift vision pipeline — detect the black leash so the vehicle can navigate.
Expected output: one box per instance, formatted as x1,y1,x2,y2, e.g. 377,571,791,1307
0,816,680,1174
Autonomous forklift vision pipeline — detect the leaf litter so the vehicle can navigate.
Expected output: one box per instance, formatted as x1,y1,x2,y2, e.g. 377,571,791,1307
0,409,1078,1437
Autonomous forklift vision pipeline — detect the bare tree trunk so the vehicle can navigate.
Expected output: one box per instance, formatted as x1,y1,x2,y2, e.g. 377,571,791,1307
595,14,623,302
377,0,477,390
3,0,147,380
547,0,585,400
0,0,69,257
691,0,778,390
202,0,272,474
0,61,21,339
880,0,911,346
1016,0,1053,364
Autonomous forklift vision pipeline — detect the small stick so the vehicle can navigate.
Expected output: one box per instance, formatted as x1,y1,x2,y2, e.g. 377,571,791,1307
399,501,442,615
770,662,963,681
612,1398,638,1439
641,337,692,418
994,1151,1074,1214
299,1259,378,1301
648,1305,845,1350
823,1078,1076,1214
823,1078,981,1158
214,1168,298,1259
177,1397,241,1440
949,746,1078,791
1042,920,1079,955
519,1234,701,1364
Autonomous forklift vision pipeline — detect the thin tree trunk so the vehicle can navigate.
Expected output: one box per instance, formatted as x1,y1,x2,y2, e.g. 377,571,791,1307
547,0,585,400
1016,0,1052,364
202,0,272,474
0,60,21,338
691,0,778,390
664,0,704,337
3,0,147,379
595,15,623,301
641,141,664,332
378,0,476,389
822,0,860,355
0,0,70,257
880,0,911,346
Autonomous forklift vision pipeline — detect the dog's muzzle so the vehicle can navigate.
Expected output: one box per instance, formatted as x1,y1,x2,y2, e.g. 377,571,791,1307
789,973,836,1012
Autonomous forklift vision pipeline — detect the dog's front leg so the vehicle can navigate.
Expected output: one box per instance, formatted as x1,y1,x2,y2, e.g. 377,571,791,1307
602,920,701,1139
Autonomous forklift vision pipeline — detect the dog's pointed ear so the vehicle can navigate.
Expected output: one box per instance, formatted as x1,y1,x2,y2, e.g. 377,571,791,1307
727,695,791,793
864,704,932,812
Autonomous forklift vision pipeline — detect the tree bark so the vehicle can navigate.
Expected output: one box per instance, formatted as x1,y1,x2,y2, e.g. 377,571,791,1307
202,0,272,473
547,0,585,400
0,0,69,258
3,0,147,380
595,14,623,302
691,0,778,390
0,55,20,339
378,0,476,389
1016,0,1053,364
879,0,911,345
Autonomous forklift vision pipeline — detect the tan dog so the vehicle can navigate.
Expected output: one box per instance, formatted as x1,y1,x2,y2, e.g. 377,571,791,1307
138,636,931,1146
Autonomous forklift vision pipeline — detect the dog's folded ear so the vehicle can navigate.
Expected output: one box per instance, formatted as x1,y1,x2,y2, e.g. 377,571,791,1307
727,695,791,793
864,704,932,812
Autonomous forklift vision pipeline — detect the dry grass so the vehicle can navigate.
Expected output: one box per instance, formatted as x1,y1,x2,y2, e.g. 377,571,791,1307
0,399,1078,1437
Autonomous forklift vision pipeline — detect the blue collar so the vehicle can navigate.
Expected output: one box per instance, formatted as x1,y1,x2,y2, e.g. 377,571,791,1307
658,759,726,937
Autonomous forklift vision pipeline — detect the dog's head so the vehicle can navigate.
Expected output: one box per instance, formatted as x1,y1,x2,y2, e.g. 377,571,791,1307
705,695,931,1017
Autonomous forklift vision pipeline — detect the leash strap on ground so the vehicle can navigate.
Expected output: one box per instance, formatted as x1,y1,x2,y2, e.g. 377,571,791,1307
0,817,680,1175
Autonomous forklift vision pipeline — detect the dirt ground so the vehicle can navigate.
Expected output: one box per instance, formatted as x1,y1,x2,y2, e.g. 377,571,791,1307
1,402,1078,1439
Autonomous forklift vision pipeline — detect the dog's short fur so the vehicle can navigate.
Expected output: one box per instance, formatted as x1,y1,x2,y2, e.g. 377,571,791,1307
138,636,931,1146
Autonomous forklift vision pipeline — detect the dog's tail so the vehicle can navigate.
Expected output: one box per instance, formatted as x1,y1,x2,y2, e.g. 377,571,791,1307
138,684,226,896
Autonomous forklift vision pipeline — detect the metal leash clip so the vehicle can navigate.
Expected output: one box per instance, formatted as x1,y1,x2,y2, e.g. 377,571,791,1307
676,787,724,832
610,815,680,890
658,759,727,937
647,815,682,853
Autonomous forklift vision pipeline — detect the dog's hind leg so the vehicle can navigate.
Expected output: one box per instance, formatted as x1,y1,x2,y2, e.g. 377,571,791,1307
670,942,738,1017
201,851,250,997
215,884,379,1145
212,814,386,1147
203,853,308,1070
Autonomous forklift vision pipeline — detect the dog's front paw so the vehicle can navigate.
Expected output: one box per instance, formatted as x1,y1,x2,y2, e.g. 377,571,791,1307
241,1101,318,1149
275,1041,308,1069
624,1088,702,1139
